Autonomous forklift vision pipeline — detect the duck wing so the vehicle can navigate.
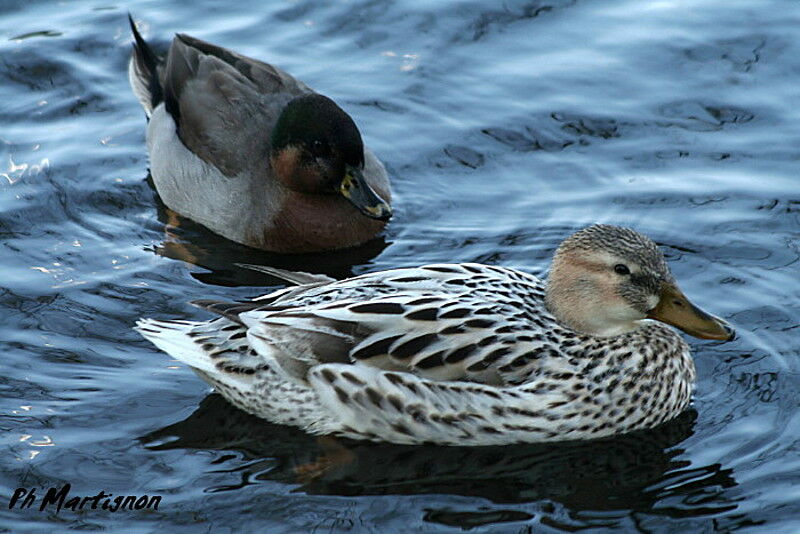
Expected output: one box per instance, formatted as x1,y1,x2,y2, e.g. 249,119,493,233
128,17,312,177
192,264,554,387
236,263,337,285
161,34,312,177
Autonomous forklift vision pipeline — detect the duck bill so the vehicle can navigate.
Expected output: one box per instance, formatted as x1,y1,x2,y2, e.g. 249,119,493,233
339,165,392,221
646,282,734,341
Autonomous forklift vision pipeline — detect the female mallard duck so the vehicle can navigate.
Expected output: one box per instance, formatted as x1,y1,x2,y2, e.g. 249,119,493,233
136,225,734,445
127,16,392,253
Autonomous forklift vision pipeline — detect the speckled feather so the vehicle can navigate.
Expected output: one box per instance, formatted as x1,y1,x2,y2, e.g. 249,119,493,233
136,262,695,445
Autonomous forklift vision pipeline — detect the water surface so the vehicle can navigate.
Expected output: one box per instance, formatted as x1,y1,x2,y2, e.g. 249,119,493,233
1,0,798,531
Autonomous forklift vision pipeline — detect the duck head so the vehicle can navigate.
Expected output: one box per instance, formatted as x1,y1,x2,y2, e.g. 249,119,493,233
545,224,734,340
270,94,392,221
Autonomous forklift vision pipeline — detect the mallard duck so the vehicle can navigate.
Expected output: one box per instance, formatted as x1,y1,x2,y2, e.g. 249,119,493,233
136,224,734,445
127,16,392,253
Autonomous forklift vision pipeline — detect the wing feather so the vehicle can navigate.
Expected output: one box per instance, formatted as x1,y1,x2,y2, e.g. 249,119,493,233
236,264,336,285
185,264,553,386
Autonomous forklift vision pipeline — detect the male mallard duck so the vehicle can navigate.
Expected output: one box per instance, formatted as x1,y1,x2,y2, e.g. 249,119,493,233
127,16,392,253
136,224,734,445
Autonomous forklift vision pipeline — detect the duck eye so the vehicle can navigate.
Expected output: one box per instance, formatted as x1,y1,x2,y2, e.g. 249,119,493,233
311,139,326,153
614,264,630,275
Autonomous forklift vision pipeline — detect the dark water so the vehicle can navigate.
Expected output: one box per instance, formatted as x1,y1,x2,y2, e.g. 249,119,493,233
1,0,798,531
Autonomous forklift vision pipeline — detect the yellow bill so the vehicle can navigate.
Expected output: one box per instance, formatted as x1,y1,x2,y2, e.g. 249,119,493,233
340,165,392,221
647,282,735,341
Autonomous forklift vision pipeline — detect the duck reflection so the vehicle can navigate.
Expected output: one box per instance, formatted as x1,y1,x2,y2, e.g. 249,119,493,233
141,394,738,521
146,183,389,287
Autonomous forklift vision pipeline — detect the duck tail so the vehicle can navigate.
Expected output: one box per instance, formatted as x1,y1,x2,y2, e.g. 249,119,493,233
127,14,163,118
134,318,263,386
135,318,220,375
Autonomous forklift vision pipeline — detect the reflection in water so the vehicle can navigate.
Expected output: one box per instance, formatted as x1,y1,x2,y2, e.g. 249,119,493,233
142,394,738,529
148,181,390,287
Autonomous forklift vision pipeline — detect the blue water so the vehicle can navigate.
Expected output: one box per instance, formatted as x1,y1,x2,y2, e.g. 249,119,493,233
1,0,799,531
